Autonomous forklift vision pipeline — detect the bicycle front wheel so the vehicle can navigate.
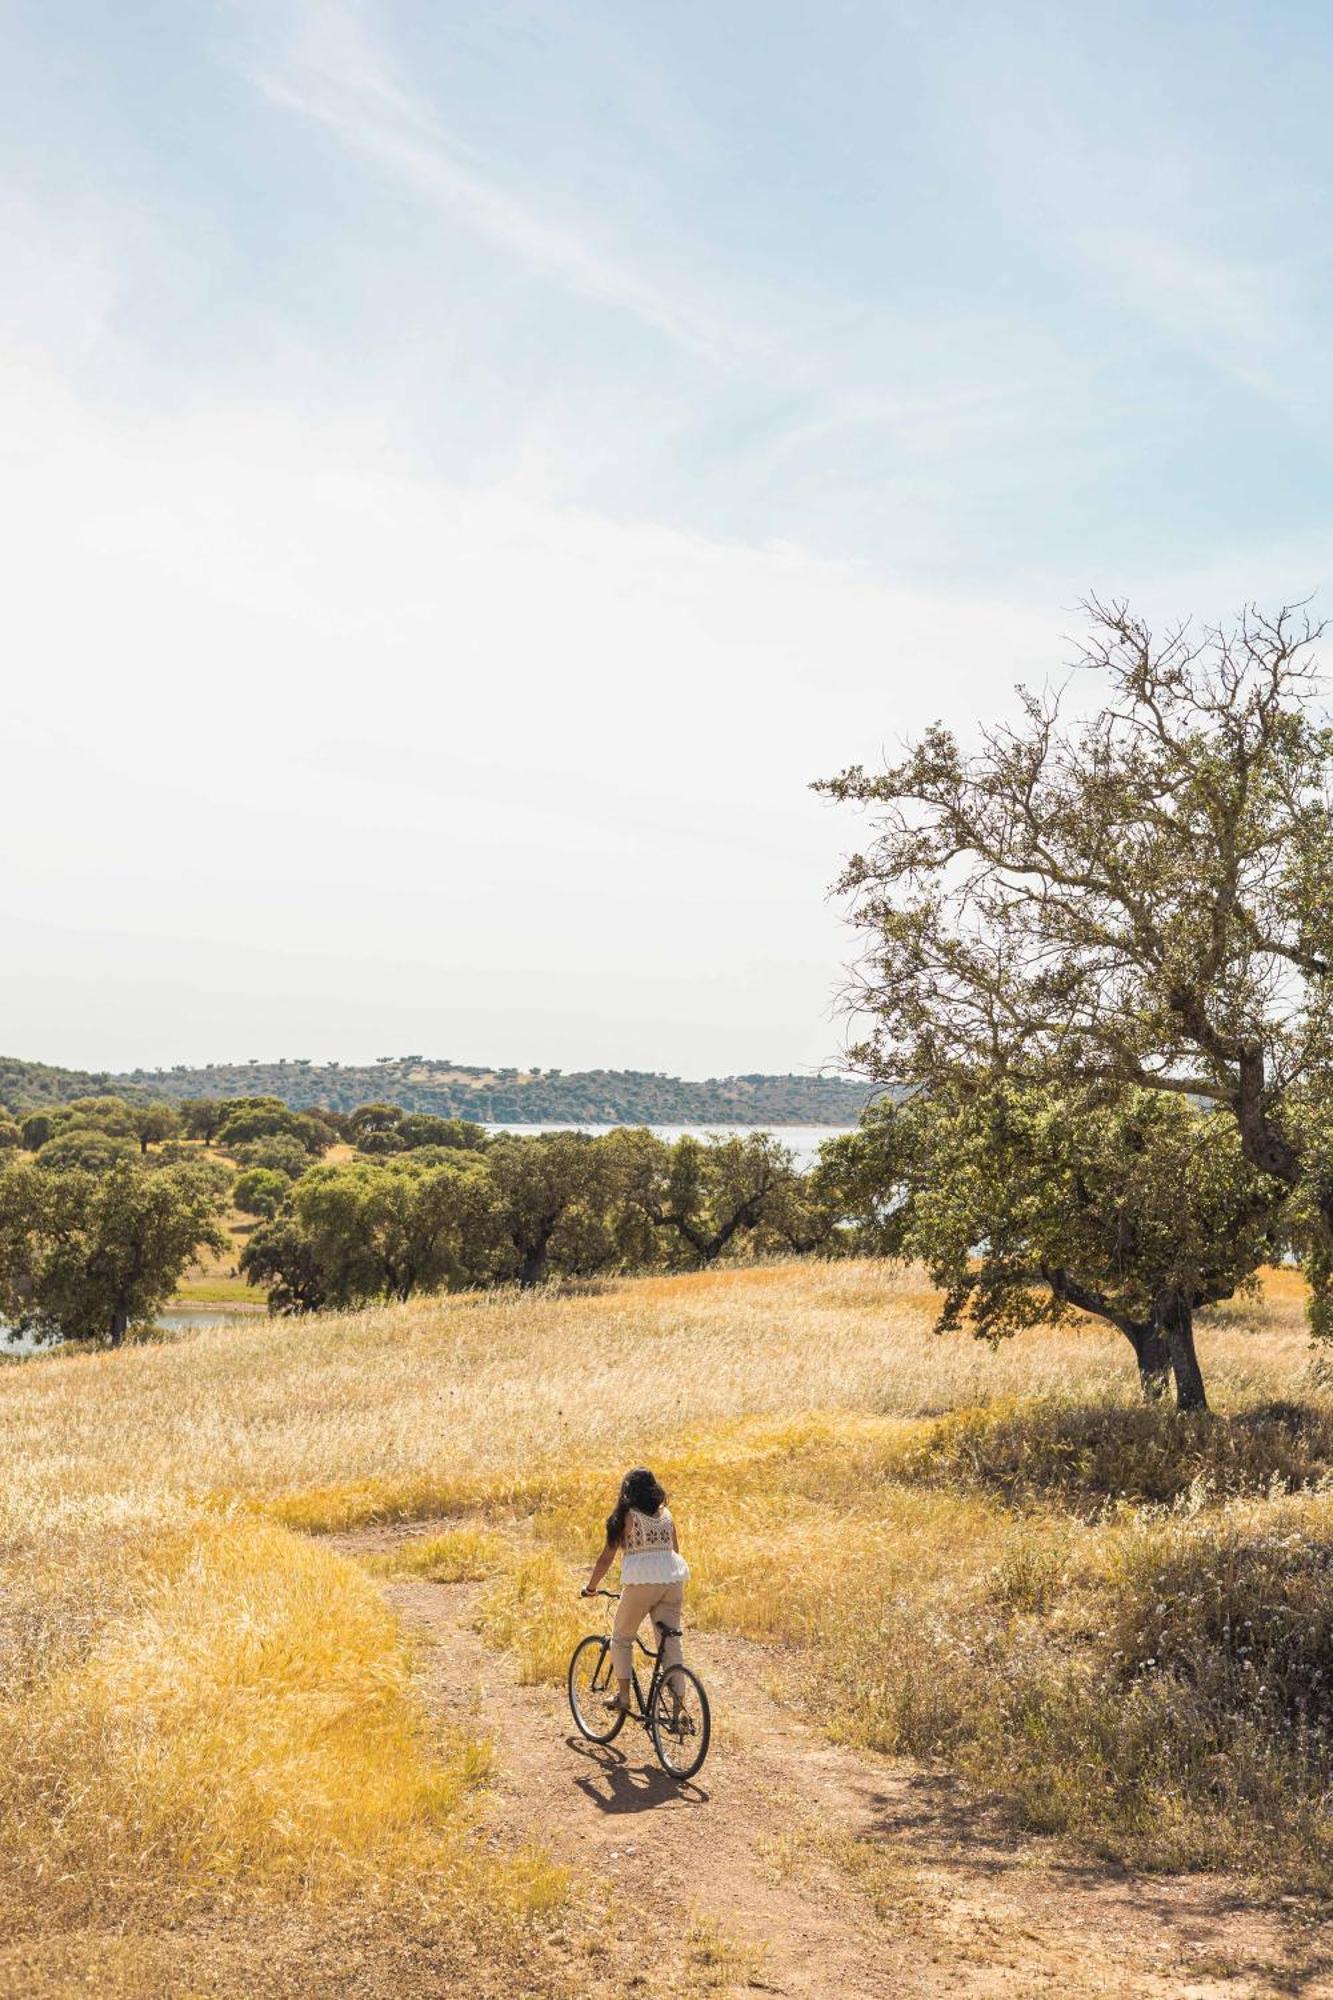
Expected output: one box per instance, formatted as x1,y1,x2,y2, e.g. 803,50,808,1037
650,1664,710,1780
568,1635,626,1744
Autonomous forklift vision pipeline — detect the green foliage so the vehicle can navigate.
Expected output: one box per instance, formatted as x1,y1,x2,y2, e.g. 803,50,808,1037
398,1113,486,1151
60,1095,140,1139
233,1166,289,1219
347,1103,488,1155
151,1150,233,1199
36,1128,137,1174
818,599,1333,1332
0,1159,228,1345
242,1156,497,1310
0,1055,140,1114
214,1099,333,1156
347,1102,403,1151
354,1111,488,1154
0,1053,871,1125
232,1135,312,1181
661,1132,800,1265
592,1127,671,1269
213,1099,292,1148
484,1131,621,1286
25,1096,177,1175
809,1102,913,1257
0,1117,20,1151
915,1084,1275,1330
295,1113,337,1155
610,1130,803,1269
813,1081,1283,1408
234,1127,823,1312
236,1215,328,1314
179,1097,229,1141
133,1102,181,1151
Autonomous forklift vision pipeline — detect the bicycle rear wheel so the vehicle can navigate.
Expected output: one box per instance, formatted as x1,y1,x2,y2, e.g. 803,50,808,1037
568,1635,627,1744
650,1664,710,1780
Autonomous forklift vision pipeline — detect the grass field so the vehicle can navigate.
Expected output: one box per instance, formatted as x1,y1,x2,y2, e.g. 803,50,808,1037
4,1260,1332,1992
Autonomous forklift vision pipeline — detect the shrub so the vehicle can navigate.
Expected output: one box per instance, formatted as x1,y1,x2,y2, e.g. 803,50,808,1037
233,1167,288,1220
36,1128,137,1174
1111,1506,1333,1732
902,1396,1333,1508
233,1136,310,1181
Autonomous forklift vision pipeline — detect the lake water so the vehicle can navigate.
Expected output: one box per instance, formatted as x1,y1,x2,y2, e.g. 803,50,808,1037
483,1123,849,1168
3,1303,261,1358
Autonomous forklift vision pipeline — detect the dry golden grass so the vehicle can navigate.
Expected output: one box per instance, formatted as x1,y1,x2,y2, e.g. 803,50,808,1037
4,1516,501,1908
13,1260,1309,1531
360,1522,511,1583
4,1254,1332,1983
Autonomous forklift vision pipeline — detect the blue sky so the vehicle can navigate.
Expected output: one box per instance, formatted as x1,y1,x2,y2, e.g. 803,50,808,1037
2,3,1331,1074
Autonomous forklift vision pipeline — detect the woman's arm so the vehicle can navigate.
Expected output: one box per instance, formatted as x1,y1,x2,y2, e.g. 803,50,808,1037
582,1538,617,1597
671,1521,680,1553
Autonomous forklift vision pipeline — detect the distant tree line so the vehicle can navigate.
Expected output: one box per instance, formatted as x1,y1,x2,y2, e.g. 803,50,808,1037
0,1051,1314,1408
0,1056,872,1127
235,1124,840,1311
0,1092,858,1345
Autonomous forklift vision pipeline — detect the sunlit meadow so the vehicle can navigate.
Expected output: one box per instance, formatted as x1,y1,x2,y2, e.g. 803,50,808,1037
4,1258,1332,1991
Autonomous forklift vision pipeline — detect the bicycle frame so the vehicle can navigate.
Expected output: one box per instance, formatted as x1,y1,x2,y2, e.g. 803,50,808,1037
585,1590,681,1723
571,1586,709,1781
626,1627,673,1721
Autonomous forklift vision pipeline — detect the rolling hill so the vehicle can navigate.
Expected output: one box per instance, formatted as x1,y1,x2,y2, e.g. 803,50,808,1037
0,1053,875,1126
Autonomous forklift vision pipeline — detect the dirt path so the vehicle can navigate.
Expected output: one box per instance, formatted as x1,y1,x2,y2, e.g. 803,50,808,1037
339,1526,1333,2000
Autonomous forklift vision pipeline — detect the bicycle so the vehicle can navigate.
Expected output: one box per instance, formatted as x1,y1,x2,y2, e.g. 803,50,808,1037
567,1589,711,1782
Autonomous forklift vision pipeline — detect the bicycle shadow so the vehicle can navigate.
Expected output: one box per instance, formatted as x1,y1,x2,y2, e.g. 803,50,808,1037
565,1734,710,1813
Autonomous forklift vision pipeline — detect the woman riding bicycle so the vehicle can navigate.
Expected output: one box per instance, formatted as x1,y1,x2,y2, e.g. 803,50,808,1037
582,1466,689,1715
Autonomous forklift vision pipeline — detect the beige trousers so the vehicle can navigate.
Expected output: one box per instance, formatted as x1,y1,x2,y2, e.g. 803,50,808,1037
611,1580,684,1679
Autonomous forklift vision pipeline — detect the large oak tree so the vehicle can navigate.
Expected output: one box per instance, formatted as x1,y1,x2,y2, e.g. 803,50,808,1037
827,1085,1283,1407
0,1159,227,1347
818,600,1333,1381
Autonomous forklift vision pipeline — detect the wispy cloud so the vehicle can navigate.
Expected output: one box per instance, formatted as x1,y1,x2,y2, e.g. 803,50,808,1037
248,0,730,359
1038,180,1305,401
944,26,1323,403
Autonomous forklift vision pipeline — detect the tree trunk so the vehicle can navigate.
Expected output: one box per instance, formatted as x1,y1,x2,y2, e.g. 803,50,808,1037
518,1236,552,1287
670,1196,766,1266
1234,1050,1301,1184
1156,1292,1208,1412
109,1308,128,1349
515,1207,563,1288
1125,1320,1171,1402
1043,1269,1171,1404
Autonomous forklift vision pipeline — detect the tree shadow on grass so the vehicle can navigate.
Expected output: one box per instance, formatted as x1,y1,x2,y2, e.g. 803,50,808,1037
907,1396,1333,1508
854,1764,1333,1996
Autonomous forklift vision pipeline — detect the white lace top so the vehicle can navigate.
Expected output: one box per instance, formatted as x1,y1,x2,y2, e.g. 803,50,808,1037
620,1505,690,1586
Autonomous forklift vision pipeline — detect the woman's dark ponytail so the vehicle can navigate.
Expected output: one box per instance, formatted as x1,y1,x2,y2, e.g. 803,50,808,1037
606,1466,667,1545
